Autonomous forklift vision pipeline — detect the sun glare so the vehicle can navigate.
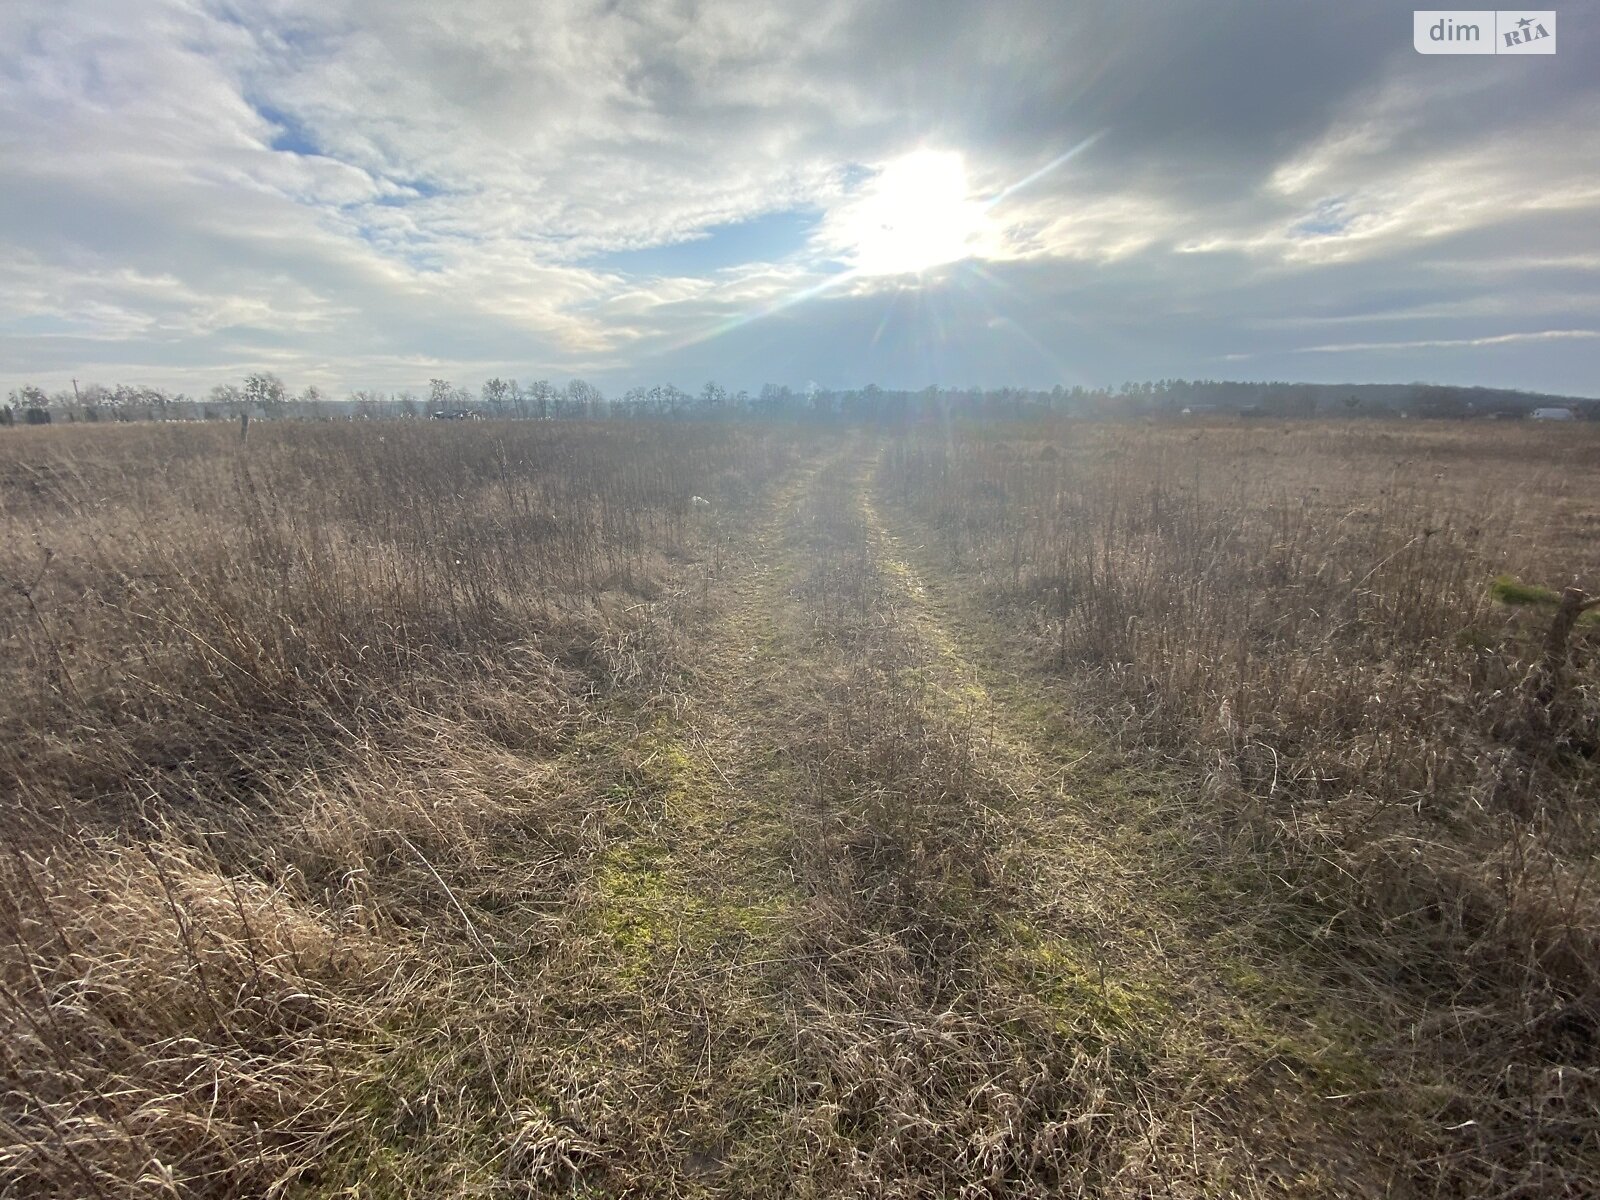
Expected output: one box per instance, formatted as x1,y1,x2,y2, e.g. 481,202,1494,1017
842,150,987,276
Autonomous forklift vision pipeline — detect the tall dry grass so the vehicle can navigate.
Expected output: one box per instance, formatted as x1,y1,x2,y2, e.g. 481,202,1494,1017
8,415,1600,1195
0,420,793,1197
878,419,1600,1193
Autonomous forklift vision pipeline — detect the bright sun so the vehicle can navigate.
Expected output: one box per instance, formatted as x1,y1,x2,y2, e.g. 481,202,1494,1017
842,150,987,277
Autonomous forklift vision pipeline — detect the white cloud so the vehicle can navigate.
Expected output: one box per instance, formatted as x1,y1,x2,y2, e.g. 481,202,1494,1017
1294,329,1600,354
0,0,1597,395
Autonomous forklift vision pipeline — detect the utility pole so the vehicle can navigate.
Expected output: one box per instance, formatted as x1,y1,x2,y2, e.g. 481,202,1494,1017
71,379,81,404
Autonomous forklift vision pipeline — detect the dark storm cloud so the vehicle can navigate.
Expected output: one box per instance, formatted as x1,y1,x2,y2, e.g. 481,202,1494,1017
823,3,1386,167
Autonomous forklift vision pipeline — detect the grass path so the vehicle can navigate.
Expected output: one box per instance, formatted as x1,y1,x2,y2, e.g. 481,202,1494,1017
424,438,1414,1196
502,457,831,1194
857,449,1416,1195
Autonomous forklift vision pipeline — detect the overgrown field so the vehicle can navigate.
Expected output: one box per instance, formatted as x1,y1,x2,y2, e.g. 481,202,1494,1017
0,421,798,1195
878,420,1600,1194
2,418,1597,1197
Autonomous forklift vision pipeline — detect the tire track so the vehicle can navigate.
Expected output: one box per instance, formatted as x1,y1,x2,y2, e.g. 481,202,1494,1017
512,440,1404,1197
861,447,1411,1197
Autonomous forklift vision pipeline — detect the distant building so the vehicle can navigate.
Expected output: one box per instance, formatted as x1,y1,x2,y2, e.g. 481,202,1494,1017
1530,407,1576,421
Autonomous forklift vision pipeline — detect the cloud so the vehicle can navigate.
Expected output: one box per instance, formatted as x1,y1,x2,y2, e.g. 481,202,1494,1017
0,0,1597,395
1290,330,1600,355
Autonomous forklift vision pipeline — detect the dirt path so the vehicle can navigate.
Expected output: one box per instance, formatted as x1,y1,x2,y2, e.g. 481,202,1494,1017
503,438,1405,1197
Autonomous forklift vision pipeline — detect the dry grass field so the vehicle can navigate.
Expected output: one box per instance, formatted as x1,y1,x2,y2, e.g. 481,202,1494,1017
2,418,1597,1197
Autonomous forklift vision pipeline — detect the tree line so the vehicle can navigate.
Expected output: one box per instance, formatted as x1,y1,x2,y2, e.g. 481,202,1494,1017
4,373,1594,425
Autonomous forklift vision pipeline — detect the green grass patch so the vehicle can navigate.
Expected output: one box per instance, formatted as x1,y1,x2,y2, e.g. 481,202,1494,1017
1490,573,1561,606
593,842,789,984
1488,574,1600,624
997,915,1174,1040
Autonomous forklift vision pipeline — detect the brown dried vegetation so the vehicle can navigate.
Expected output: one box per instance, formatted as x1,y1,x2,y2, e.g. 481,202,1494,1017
879,420,1600,1195
3,417,1598,1197
0,421,793,1196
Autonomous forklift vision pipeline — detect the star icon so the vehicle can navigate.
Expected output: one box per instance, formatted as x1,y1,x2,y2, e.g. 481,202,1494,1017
1517,16,1533,29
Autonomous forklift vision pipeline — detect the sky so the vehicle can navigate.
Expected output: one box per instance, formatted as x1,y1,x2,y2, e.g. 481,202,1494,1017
2,0,1598,399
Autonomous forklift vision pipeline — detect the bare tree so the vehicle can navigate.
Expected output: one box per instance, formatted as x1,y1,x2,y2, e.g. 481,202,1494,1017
482,377,513,417
699,381,727,414
208,383,243,419
243,372,287,418
526,379,555,420
565,378,602,418
349,389,385,420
